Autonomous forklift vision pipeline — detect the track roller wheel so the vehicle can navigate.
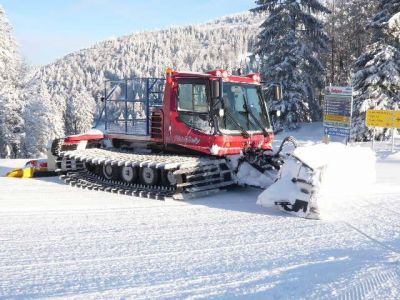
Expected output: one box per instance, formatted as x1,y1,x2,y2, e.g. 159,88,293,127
161,169,178,186
140,167,159,185
120,166,138,183
102,164,119,180
84,162,96,173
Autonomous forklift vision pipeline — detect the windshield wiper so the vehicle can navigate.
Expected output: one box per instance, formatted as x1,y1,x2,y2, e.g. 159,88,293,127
242,94,269,137
225,110,251,138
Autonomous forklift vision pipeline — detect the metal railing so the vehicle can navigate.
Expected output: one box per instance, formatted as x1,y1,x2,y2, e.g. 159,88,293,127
94,77,165,136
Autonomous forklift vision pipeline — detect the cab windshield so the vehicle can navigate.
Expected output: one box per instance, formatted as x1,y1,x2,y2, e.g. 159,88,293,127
220,83,271,133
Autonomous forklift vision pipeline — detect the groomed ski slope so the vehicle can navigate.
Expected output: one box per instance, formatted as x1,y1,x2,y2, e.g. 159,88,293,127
1,123,400,299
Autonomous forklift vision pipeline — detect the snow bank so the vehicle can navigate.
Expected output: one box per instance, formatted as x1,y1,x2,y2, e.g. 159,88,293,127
380,151,400,162
257,143,376,219
227,155,276,189
0,159,29,176
236,162,276,189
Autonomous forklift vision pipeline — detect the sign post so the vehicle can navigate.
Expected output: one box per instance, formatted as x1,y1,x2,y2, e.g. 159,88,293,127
392,128,395,152
323,86,353,143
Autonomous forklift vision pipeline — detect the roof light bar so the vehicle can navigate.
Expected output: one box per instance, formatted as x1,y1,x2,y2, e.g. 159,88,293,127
247,73,261,83
208,69,229,79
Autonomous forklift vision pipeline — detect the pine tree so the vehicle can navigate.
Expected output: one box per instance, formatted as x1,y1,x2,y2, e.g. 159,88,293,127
23,81,64,157
251,0,330,130
0,5,24,158
324,0,379,86
0,85,24,158
0,5,20,81
351,0,400,141
65,90,95,135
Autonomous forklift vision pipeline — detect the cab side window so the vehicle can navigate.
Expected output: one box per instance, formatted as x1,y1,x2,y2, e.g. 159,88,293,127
178,84,194,110
178,81,211,133
178,83,208,112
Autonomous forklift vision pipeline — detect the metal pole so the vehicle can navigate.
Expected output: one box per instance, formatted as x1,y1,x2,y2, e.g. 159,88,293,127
146,78,150,135
125,80,128,134
104,84,108,131
348,87,354,146
392,127,395,152
372,127,375,150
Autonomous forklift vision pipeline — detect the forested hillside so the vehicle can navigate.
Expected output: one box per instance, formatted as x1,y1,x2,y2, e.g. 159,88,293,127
37,12,264,135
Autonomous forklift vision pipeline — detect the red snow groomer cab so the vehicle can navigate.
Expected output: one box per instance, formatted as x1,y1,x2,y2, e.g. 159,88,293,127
51,69,295,200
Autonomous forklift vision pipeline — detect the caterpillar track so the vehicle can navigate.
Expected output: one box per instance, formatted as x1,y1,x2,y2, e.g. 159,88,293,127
56,148,235,200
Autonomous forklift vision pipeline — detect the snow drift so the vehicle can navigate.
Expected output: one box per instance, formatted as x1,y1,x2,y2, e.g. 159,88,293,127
257,143,376,219
236,161,276,189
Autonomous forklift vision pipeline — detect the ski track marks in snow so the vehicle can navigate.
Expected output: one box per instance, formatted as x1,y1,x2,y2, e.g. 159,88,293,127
1,124,400,299
1,180,399,299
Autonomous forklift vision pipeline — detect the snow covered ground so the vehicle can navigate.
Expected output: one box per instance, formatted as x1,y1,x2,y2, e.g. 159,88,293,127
1,123,400,299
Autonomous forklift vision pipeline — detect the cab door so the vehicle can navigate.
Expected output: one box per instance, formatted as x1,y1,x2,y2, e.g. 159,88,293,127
166,78,214,153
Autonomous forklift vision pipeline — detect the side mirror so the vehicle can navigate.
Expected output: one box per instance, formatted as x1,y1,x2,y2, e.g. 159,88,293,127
218,108,225,118
211,80,220,99
273,85,282,101
271,110,281,118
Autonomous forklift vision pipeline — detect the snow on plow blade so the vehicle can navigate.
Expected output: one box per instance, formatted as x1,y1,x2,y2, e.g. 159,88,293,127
257,143,376,220
5,159,56,178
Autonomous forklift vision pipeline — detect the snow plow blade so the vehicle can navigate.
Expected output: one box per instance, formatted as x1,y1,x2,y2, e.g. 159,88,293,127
6,167,56,178
6,169,24,178
6,168,35,178
257,143,376,220
257,154,324,219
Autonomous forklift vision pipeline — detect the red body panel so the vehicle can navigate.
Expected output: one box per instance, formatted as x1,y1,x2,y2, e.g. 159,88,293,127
64,132,104,144
163,111,273,155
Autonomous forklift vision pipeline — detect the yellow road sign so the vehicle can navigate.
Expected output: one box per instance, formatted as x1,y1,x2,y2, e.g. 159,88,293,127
366,110,400,128
395,111,400,128
324,114,350,123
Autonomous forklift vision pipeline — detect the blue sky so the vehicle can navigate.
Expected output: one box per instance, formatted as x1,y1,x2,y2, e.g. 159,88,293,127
1,0,254,66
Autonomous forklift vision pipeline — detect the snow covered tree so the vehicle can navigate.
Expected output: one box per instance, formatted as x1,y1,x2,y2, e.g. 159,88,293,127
65,90,95,135
0,5,20,81
351,0,400,141
0,5,24,158
0,85,24,158
23,81,64,157
324,0,379,86
251,0,330,130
